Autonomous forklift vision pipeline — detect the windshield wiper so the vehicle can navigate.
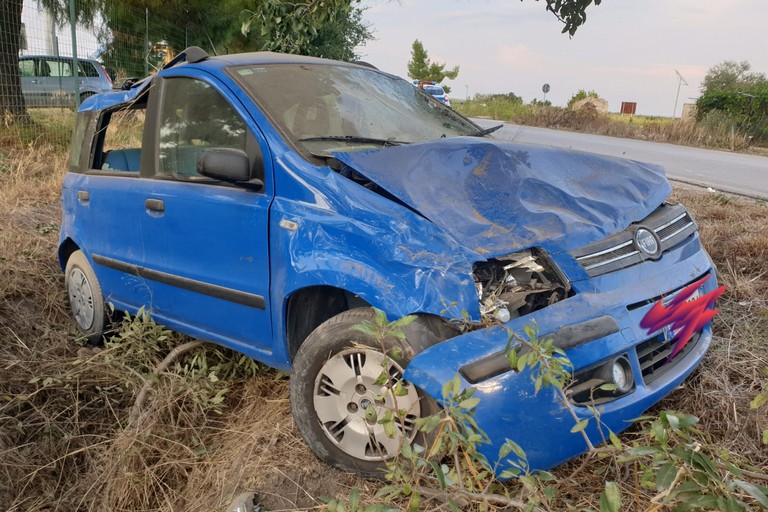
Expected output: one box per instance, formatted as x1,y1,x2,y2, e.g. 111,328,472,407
299,135,408,146
468,123,504,137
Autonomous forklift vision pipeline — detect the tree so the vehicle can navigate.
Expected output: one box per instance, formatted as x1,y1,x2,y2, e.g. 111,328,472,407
407,40,459,92
539,0,603,36
696,60,768,140
240,0,371,59
0,0,29,124
700,60,766,94
2,0,599,126
96,0,261,80
303,5,372,61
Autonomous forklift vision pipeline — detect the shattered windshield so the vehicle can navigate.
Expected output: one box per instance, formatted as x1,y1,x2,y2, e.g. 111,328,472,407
229,63,478,154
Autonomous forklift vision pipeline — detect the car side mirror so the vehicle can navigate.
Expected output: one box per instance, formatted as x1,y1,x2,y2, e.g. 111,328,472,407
197,148,263,190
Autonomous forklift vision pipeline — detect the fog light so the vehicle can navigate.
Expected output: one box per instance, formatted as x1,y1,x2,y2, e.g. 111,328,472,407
609,357,633,393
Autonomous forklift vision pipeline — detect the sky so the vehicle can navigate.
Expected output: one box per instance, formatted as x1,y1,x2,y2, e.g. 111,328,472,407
354,0,768,117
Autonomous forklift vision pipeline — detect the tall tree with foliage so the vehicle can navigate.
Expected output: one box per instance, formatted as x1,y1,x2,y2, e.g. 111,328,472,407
700,60,766,95
240,0,370,59
97,0,372,79
302,5,371,61
97,0,254,79
1,0,600,125
407,39,459,91
696,60,768,143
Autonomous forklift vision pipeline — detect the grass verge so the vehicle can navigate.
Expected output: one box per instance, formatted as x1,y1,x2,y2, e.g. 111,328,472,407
454,99,768,153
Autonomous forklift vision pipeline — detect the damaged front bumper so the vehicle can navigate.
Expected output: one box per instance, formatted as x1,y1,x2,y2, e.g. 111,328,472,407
403,234,718,476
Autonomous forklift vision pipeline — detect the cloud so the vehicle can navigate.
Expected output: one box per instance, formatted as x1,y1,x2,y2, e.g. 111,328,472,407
497,44,548,70
357,0,768,115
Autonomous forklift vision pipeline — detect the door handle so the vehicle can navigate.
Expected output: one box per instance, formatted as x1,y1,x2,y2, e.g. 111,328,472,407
77,190,89,203
31,79,40,84
145,198,165,212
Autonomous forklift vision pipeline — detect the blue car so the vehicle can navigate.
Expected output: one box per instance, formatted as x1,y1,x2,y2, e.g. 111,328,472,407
60,47,719,478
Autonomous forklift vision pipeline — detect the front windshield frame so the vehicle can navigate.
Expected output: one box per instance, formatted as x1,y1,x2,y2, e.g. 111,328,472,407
226,62,481,159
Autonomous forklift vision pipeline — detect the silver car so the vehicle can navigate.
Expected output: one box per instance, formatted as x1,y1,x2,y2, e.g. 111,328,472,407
19,55,112,107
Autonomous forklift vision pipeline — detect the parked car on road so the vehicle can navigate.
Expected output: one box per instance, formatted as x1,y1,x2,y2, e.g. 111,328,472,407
59,47,720,478
413,79,450,106
19,55,112,107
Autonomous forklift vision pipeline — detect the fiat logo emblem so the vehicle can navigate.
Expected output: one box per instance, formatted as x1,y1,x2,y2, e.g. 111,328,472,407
635,228,660,257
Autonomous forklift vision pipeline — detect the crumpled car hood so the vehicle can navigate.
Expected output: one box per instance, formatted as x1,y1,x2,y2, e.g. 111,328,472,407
333,137,671,257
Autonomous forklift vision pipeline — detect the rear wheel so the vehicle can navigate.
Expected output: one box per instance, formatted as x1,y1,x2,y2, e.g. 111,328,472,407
290,308,439,477
64,250,107,344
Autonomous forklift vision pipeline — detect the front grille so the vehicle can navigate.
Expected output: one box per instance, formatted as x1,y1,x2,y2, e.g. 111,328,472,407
576,241,638,272
656,213,691,242
637,331,702,385
570,203,697,278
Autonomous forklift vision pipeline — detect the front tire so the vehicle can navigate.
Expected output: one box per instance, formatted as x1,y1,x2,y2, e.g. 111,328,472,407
290,308,439,477
64,250,107,344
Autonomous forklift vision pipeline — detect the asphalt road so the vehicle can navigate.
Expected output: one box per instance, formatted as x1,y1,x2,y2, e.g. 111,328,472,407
472,119,768,199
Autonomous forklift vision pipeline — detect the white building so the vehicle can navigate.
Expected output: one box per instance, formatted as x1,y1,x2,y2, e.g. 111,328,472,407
20,0,102,58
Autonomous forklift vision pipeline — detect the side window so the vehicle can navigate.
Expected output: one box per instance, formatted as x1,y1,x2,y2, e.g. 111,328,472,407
19,59,35,77
95,105,146,173
46,59,73,77
158,77,247,177
80,61,100,78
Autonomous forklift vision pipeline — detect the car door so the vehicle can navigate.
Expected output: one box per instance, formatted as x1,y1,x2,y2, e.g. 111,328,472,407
138,72,274,354
64,100,154,311
45,58,77,107
18,57,42,107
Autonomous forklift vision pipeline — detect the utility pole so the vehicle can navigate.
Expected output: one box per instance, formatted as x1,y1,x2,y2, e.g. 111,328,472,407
673,69,688,119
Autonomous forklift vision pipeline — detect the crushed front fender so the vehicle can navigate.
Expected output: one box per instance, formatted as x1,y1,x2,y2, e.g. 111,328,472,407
404,257,719,477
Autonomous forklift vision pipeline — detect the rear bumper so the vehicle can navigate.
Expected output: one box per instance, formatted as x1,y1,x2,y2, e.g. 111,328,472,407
404,237,717,476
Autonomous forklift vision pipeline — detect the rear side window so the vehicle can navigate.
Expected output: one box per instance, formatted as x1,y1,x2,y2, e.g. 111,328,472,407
80,61,100,78
157,77,247,178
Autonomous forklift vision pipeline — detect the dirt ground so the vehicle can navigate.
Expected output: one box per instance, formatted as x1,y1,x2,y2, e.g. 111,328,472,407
0,144,766,511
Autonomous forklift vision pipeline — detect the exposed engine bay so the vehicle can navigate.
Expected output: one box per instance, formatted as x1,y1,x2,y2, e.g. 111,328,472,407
473,249,570,323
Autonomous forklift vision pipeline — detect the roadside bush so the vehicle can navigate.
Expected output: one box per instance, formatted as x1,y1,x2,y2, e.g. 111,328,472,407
695,85,768,146
567,89,600,109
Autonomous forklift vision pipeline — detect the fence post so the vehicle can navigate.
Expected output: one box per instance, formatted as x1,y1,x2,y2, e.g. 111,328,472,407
145,8,149,77
69,0,80,108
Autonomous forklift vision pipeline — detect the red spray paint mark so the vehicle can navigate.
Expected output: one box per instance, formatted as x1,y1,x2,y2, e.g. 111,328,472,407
640,275,725,360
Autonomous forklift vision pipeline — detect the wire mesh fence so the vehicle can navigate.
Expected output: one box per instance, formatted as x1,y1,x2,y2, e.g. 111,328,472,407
1,0,187,149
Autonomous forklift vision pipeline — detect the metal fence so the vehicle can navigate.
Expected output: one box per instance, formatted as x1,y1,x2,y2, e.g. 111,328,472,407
1,0,187,149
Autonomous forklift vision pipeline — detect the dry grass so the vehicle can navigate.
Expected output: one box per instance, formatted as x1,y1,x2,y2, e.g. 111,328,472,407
663,188,768,457
0,140,766,511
